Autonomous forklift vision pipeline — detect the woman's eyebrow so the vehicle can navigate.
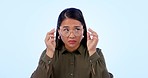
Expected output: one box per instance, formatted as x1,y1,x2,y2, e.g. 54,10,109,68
61,26,69,28
61,25,82,28
74,26,81,27
74,26,83,28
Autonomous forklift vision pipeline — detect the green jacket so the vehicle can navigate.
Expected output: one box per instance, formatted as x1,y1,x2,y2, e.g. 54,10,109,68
31,45,113,78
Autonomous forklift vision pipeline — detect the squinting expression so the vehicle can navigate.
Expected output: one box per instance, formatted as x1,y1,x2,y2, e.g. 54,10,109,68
58,18,84,52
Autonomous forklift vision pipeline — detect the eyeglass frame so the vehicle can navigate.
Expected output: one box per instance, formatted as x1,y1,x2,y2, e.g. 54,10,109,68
59,26,84,37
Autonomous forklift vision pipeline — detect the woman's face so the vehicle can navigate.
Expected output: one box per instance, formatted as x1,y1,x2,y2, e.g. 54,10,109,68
58,18,84,52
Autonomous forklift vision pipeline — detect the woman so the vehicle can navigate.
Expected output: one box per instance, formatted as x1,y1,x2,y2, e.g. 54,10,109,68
31,8,113,78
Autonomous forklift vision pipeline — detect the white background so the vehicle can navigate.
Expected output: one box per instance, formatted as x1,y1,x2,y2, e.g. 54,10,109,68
0,0,148,78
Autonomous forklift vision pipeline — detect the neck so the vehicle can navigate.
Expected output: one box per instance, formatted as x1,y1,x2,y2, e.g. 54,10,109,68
65,44,80,52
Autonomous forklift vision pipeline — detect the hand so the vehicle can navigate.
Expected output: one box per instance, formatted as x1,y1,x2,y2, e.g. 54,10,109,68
45,28,56,58
87,28,99,56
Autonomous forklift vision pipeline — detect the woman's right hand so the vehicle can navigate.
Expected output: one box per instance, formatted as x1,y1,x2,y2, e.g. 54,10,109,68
45,28,56,58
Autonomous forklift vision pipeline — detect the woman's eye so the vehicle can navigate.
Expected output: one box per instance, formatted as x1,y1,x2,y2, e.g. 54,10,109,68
63,28,69,31
75,28,81,31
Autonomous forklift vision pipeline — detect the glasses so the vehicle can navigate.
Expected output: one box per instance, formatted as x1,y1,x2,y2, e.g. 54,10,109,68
59,26,83,37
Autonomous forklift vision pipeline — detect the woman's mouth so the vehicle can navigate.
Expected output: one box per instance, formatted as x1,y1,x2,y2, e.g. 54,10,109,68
68,40,76,44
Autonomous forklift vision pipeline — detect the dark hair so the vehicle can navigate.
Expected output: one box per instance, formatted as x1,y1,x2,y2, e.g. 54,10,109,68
55,8,87,49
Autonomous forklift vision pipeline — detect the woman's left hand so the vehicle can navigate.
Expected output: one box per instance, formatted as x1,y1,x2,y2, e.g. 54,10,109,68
87,28,99,56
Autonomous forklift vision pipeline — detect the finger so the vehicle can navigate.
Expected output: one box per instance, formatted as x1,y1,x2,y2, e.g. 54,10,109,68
45,28,55,42
46,38,56,49
88,28,95,33
45,37,55,47
48,38,55,43
88,28,98,38
49,28,55,33
45,34,55,43
87,32,91,40
88,28,97,35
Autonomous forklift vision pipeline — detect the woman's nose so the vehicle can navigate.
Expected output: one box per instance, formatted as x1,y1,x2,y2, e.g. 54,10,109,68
68,31,75,38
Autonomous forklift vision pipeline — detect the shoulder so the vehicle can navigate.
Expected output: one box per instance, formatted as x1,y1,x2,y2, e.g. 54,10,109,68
39,49,46,60
96,48,103,56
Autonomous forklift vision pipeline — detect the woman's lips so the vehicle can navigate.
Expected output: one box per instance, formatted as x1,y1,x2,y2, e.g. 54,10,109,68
68,40,76,44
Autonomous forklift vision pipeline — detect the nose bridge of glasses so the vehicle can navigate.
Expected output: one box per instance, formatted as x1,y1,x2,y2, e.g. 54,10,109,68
68,30,76,36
